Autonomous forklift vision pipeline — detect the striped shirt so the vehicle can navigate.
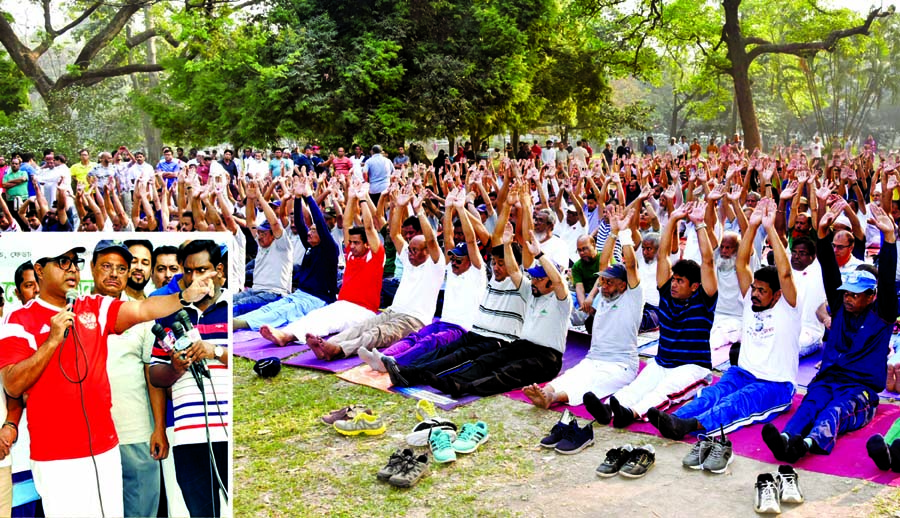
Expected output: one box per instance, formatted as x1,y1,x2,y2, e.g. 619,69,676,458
152,293,230,446
595,219,623,262
655,278,717,369
470,276,526,342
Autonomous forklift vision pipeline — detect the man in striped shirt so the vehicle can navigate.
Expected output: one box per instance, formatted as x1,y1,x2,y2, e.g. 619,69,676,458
149,240,230,518
586,201,718,428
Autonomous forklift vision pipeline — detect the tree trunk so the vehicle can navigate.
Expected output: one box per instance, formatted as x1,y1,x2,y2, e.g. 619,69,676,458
723,0,762,152
142,7,162,163
511,128,520,153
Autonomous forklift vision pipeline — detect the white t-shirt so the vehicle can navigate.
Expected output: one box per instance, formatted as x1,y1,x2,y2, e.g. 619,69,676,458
231,226,247,291
389,246,446,324
518,277,571,354
441,262,487,329
839,255,864,276
587,284,642,371
738,290,800,384
810,141,823,158
253,231,293,295
540,147,556,166
106,293,155,445
715,251,760,319
555,221,587,264
539,234,572,269
571,146,589,167
471,276,527,341
792,261,826,341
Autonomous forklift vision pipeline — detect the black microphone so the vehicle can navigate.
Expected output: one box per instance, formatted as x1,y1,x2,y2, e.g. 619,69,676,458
64,289,77,339
151,323,173,352
176,310,210,379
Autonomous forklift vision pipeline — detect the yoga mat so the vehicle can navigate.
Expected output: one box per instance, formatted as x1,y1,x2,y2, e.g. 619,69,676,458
232,330,308,361
793,350,900,401
506,388,900,486
282,349,362,373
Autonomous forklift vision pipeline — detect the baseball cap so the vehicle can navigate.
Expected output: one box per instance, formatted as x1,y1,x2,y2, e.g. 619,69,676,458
33,241,87,264
527,263,559,279
258,220,272,232
597,263,627,281
93,239,134,263
476,204,488,213
837,270,876,293
449,243,468,257
566,204,578,213
253,357,282,378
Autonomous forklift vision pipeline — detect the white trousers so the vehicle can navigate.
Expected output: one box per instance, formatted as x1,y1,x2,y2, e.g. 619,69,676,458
709,314,742,350
549,359,636,406
32,447,123,518
282,300,376,342
613,359,711,417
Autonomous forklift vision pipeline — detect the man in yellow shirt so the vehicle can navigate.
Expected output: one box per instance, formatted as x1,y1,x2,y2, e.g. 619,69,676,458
69,148,95,188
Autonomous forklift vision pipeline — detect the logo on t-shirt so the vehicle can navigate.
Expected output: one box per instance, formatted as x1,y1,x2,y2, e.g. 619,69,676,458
78,312,98,330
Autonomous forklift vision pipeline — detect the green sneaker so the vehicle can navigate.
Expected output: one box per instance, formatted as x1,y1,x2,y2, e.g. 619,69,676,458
429,428,457,463
452,421,490,454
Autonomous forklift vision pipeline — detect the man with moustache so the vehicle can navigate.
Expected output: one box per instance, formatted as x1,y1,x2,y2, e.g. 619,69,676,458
91,240,168,517
649,198,799,441
124,240,153,300
708,231,757,353
789,237,827,357
152,245,182,290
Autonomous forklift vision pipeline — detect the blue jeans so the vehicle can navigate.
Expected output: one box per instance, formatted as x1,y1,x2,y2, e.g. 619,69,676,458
674,366,794,434
240,289,327,330
233,289,282,317
782,379,877,454
120,442,160,518
174,442,228,518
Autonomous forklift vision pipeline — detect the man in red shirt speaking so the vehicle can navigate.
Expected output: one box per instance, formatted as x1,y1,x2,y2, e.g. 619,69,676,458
0,240,217,517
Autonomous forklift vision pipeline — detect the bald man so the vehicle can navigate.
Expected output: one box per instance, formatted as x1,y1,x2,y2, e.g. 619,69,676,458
572,235,600,329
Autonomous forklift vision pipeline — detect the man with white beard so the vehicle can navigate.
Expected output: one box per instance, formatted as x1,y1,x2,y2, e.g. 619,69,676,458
709,232,757,353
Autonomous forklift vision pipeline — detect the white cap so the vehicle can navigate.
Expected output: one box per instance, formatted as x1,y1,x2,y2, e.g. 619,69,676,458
834,214,852,229
32,240,86,264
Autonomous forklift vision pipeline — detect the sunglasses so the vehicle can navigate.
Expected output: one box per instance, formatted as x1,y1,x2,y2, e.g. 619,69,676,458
48,255,85,271
450,256,467,265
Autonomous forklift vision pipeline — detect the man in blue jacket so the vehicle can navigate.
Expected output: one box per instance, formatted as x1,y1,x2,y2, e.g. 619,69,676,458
763,201,898,462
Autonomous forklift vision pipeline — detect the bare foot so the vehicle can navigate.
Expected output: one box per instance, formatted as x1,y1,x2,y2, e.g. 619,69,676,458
523,383,553,409
260,325,294,347
318,340,345,361
306,334,323,347
888,363,899,392
306,339,326,360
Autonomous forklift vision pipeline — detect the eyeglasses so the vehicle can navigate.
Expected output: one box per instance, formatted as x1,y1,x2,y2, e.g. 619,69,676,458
450,256,466,266
49,256,85,271
98,263,129,275
831,243,852,250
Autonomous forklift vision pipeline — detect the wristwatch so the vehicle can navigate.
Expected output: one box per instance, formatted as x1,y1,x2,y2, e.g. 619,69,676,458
178,290,191,307
214,346,225,360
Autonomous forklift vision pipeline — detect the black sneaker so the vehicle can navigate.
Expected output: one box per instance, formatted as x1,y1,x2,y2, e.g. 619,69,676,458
762,423,788,461
388,453,430,488
384,356,411,387
583,392,611,425
554,420,594,455
610,396,636,429
377,448,413,481
702,430,734,474
618,445,655,478
867,433,892,470
596,444,634,477
539,410,576,448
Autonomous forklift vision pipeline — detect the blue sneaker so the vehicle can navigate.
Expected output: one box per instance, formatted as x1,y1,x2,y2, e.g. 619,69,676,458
554,420,594,455
540,410,576,448
429,428,457,463
452,421,490,454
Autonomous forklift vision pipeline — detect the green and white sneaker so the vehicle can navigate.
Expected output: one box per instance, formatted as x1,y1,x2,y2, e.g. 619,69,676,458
429,427,457,463
452,421,490,454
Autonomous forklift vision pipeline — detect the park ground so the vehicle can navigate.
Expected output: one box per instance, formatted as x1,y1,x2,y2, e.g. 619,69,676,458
234,357,900,517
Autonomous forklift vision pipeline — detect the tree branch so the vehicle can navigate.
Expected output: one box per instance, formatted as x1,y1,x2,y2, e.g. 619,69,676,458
746,7,893,62
73,4,143,69
0,10,53,96
55,63,165,90
53,1,105,38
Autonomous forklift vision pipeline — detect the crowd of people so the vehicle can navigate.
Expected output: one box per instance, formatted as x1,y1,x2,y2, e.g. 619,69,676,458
0,131,898,513
0,235,230,518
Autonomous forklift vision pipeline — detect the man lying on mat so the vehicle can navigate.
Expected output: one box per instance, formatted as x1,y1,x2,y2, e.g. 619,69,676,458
762,200,897,463
648,197,799,439
522,205,641,409
584,200,718,428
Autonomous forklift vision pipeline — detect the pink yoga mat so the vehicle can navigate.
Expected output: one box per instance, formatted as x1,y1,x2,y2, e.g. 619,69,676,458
505,389,900,486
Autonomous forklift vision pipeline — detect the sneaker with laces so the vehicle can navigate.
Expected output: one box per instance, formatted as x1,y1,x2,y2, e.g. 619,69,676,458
321,405,373,425
377,449,414,481
618,445,655,478
702,428,734,474
429,428,457,463
333,412,386,436
415,399,439,421
539,410,576,448
596,444,634,477
388,453,430,488
754,473,782,514
406,418,458,447
554,420,594,455
777,465,803,504
452,421,490,454
682,435,713,470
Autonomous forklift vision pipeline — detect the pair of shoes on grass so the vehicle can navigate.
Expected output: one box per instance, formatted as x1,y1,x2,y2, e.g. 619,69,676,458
377,448,429,488
430,421,490,463
539,409,595,455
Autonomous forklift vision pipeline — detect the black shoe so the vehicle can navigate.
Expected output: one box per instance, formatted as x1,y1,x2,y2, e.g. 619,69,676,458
539,410,576,448
554,420,595,455
649,407,697,441
609,397,636,429
867,434,892,471
596,444,633,477
889,439,900,473
762,423,788,462
583,392,611,425
384,356,410,387
377,448,414,481
618,445,656,478
784,434,809,463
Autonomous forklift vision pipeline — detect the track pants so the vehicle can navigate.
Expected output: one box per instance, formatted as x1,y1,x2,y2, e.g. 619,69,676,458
782,380,877,454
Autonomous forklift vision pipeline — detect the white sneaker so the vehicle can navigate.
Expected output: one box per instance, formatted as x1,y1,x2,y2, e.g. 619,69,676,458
778,465,804,504
406,418,458,447
754,473,781,514
358,347,386,372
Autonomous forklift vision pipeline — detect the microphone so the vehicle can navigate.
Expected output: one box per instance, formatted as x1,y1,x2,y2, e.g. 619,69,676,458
151,323,174,352
171,322,208,385
176,310,209,379
64,289,77,339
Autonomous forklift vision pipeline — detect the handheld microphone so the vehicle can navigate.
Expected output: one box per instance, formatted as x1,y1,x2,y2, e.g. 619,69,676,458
64,289,78,339
176,310,209,379
151,323,174,352
171,322,206,386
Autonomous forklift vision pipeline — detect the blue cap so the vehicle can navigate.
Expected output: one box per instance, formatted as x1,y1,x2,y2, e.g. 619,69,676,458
527,263,558,279
838,270,876,293
476,204,488,213
449,243,468,257
258,220,272,232
93,239,133,263
597,263,627,282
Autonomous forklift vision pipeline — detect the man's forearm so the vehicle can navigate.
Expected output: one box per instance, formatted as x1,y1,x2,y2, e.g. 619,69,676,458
148,363,185,389
145,365,167,432
2,339,61,398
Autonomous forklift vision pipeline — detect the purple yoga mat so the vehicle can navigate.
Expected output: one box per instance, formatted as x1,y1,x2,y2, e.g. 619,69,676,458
507,387,900,486
796,350,900,401
232,330,308,361
282,349,363,372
